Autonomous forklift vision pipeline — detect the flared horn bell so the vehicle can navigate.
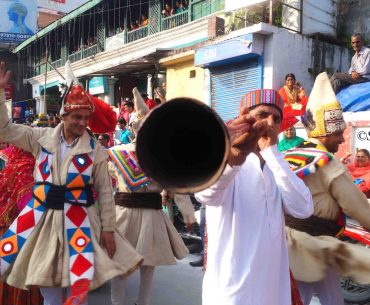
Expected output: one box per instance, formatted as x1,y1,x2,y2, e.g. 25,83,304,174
136,98,230,194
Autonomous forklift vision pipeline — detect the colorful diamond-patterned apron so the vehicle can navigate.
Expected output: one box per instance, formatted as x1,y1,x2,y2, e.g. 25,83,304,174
108,149,149,191
0,144,95,305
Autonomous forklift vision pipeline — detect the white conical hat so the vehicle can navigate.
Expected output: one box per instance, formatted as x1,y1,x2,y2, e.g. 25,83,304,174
65,61,79,84
302,72,346,137
133,87,149,118
131,87,149,135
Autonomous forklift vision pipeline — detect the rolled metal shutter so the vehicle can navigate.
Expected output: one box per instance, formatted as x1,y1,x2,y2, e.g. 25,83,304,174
210,59,260,122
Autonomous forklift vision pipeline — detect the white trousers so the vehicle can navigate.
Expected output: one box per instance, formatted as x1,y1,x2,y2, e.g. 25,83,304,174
40,287,88,305
111,266,155,305
297,267,344,305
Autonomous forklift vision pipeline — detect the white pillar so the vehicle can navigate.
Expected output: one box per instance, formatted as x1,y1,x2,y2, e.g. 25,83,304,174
35,97,40,114
147,74,153,99
106,77,118,106
39,95,46,114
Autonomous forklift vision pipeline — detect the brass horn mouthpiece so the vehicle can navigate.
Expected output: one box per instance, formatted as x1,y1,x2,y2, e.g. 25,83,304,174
136,98,230,194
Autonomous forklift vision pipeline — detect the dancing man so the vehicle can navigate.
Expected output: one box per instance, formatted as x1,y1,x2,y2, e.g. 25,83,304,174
0,61,142,305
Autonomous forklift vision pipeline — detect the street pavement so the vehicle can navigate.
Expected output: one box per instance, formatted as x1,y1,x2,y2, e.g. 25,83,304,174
89,253,204,305
88,253,327,305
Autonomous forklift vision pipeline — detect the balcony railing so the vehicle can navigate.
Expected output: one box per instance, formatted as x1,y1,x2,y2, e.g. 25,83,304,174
33,63,47,76
69,50,82,63
162,11,189,31
127,26,148,43
84,44,99,57
52,59,63,69
68,44,99,63
191,0,224,20
29,0,225,77
232,0,302,34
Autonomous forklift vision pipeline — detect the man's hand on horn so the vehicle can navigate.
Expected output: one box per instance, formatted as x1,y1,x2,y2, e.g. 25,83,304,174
227,107,267,167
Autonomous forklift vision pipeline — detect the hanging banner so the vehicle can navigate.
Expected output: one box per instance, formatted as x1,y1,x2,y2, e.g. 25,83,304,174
225,0,268,12
0,0,38,43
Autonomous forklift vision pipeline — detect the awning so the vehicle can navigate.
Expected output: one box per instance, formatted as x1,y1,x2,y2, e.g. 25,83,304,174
87,48,172,76
14,0,103,53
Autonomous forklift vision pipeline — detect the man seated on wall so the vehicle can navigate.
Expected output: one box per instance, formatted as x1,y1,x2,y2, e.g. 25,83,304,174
330,33,370,93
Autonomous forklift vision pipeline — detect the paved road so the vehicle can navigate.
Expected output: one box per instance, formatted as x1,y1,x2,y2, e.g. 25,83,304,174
88,253,334,305
89,254,204,305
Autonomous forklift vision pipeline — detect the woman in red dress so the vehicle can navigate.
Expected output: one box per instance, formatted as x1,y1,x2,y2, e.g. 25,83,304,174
278,73,309,132
278,73,308,116
0,145,43,305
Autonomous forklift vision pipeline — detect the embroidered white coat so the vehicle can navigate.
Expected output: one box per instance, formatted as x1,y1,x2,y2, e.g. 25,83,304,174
0,89,143,289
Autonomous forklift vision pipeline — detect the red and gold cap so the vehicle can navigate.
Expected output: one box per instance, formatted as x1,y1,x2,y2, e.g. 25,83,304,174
59,61,117,133
62,84,95,114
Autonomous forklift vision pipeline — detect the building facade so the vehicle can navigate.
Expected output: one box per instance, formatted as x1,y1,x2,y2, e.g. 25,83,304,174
13,0,351,121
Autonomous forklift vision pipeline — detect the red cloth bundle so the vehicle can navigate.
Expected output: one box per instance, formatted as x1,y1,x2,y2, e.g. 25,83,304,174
88,95,117,134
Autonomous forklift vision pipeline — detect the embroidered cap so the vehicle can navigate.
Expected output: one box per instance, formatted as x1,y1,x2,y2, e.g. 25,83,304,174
240,89,284,116
58,60,117,133
63,84,94,114
302,72,346,138
59,61,94,115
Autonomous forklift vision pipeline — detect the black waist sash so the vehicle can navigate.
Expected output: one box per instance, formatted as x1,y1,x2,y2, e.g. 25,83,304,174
115,192,162,210
285,214,344,237
33,181,94,210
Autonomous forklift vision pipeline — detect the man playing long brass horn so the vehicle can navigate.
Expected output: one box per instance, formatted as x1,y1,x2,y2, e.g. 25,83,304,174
195,89,314,305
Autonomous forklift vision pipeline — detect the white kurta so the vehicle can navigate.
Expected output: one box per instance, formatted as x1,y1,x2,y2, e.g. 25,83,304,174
195,145,313,305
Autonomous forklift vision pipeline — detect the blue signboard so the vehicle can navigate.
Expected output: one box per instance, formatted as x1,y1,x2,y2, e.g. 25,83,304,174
89,77,108,95
0,0,38,43
195,34,260,67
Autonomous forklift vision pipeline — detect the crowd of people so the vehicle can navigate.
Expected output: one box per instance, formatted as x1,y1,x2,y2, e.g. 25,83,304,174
0,31,370,305
71,36,97,53
107,1,190,37
162,1,189,17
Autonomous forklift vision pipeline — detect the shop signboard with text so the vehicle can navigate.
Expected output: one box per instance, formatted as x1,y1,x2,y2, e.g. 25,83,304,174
355,127,370,152
0,0,38,43
88,77,108,95
195,34,259,67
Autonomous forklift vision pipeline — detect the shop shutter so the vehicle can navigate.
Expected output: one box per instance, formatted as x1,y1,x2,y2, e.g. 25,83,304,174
210,59,260,122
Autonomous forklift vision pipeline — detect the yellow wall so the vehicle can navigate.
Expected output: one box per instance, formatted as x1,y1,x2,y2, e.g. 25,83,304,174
165,60,206,102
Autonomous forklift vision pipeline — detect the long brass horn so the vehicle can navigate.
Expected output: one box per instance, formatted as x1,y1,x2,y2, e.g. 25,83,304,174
136,97,230,194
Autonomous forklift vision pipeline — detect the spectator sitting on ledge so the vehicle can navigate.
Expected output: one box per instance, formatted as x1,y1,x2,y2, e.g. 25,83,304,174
330,33,370,93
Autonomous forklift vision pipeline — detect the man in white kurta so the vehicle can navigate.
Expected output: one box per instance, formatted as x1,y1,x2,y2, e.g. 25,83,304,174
196,89,313,305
